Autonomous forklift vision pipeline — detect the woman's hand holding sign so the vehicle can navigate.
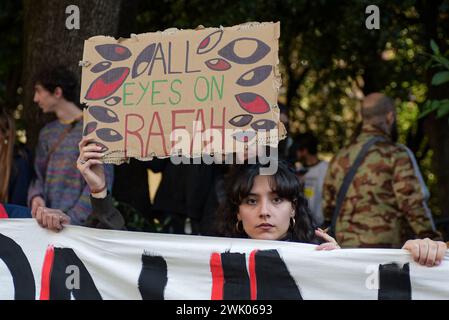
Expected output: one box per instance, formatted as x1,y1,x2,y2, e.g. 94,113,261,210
77,137,108,199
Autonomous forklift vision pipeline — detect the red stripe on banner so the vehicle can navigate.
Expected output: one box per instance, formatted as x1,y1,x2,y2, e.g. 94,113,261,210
39,246,55,300
0,204,8,219
249,250,258,300
210,253,224,300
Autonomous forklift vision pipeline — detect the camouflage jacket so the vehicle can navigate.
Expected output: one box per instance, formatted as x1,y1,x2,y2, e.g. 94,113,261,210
323,124,440,248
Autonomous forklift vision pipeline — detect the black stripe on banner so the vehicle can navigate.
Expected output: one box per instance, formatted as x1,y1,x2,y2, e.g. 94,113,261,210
378,263,411,300
138,253,168,300
255,250,302,300
50,248,102,300
221,252,251,300
0,233,35,300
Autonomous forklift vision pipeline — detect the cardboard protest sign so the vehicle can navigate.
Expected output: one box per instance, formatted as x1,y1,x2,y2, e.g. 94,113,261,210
80,22,284,164
1,220,449,300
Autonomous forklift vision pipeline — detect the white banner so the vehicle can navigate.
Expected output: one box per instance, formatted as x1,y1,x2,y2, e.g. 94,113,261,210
0,220,448,300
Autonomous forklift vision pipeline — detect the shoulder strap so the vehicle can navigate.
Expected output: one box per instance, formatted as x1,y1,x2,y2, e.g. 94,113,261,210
45,119,80,165
329,136,386,237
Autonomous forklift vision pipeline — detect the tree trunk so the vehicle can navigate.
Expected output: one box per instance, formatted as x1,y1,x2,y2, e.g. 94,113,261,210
22,0,122,150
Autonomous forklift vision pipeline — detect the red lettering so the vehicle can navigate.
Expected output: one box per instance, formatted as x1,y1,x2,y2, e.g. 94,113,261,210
190,109,207,154
125,114,145,157
207,107,226,152
171,109,195,150
145,112,169,156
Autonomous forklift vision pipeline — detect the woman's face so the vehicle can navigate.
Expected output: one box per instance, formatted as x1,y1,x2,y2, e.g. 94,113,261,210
237,175,295,241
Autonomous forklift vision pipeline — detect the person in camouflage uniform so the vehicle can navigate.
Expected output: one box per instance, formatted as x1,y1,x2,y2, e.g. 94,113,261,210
323,93,441,248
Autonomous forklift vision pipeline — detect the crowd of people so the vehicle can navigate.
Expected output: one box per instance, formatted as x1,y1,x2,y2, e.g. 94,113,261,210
0,65,447,269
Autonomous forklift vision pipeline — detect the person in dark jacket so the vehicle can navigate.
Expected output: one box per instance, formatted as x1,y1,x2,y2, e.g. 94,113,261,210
150,159,221,235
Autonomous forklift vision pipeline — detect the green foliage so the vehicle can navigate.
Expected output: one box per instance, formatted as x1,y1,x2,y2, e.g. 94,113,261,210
420,40,449,122
431,71,449,86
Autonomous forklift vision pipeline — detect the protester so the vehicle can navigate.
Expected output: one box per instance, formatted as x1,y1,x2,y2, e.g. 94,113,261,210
323,93,441,249
112,160,153,223
0,108,33,206
216,161,338,250
150,160,223,235
27,66,113,225
291,132,329,226
36,142,446,267
214,161,447,265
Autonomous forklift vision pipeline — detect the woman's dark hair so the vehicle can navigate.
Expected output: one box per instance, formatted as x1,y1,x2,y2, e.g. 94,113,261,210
216,161,318,243
34,65,80,107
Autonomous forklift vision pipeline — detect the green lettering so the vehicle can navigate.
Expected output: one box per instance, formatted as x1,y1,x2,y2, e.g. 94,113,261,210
136,81,150,106
123,82,135,106
194,76,210,102
151,80,168,106
169,79,183,105
211,75,224,100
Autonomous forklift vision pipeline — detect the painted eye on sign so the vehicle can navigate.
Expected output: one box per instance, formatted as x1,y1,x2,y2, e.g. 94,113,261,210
197,30,224,55
95,44,132,61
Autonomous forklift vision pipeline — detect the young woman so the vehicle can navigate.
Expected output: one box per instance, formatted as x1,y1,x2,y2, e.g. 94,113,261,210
35,137,447,267
215,161,446,266
217,161,338,250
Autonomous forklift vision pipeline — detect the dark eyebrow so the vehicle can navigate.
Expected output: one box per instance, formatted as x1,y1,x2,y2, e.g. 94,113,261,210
246,192,278,197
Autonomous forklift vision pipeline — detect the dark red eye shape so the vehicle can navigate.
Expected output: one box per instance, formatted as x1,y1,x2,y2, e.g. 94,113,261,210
218,38,270,64
235,93,270,114
83,122,98,136
105,96,122,106
197,30,223,54
229,114,253,127
132,44,156,78
251,119,277,131
85,67,130,100
205,58,231,71
96,128,123,143
232,131,257,143
91,61,112,73
88,106,119,124
237,65,272,87
95,44,132,61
